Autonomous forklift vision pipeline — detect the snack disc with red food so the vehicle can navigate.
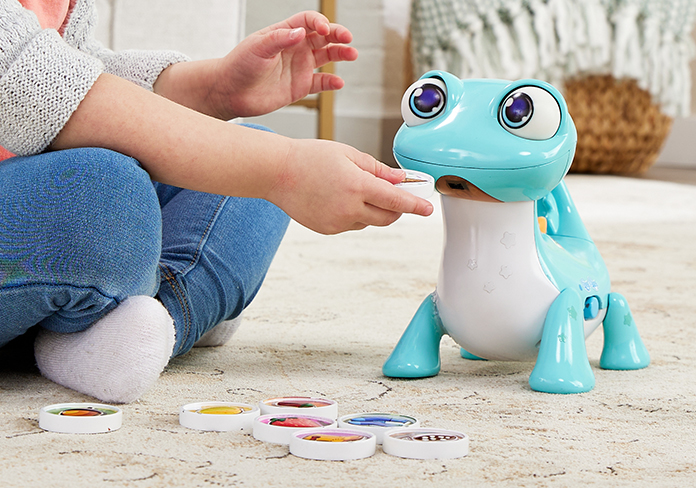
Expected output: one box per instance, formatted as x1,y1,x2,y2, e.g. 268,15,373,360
39,403,122,434
259,396,338,420
289,428,377,461
253,413,336,445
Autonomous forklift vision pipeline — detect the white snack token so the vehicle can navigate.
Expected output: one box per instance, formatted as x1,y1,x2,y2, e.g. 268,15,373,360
259,396,338,420
289,428,377,461
395,170,435,199
253,413,335,445
338,413,420,444
39,403,122,434
179,402,259,432
382,428,469,460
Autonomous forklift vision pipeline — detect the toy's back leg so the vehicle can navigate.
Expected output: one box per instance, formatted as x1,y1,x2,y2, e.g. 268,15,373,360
600,293,650,370
383,293,444,378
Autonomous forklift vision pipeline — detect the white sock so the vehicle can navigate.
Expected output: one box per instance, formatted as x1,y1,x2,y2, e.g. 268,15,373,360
34,296,175,404
193,314,243,348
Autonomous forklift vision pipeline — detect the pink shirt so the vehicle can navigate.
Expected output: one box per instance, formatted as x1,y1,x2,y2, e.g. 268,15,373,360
0,0,77,160
18,0,75,32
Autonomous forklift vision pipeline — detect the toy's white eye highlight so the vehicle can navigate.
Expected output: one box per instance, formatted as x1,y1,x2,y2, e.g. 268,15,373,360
499,86,561,140
401,78,447,127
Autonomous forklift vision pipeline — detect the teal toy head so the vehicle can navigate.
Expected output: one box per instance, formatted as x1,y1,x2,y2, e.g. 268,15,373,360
394,71,577,202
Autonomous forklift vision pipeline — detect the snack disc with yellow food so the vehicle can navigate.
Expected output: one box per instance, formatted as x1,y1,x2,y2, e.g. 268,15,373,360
179,401,259,432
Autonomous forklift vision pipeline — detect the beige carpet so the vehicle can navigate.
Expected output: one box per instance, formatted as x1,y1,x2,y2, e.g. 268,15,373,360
1,175,695,487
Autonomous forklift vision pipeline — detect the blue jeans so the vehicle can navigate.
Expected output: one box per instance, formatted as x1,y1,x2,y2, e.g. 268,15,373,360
0,146,289,356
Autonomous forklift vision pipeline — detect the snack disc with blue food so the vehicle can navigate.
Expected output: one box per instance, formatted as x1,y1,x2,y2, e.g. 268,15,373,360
179,402,259,432
289,428,377,461
39,403,123,434
395,170,435,199
259,396,338,419
253,413,336,445
382,428,469,459
338,412,420,444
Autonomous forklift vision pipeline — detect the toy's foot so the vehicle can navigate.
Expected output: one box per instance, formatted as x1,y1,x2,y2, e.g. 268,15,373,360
383,294,444,378
460,348,486,360
600,293,650,370
529,288,595,394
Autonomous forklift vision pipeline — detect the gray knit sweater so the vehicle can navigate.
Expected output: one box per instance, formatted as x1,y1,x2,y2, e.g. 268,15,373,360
0,0,190,157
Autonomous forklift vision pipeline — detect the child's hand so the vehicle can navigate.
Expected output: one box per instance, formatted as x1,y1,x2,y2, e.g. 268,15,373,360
206,11,358,119
266,139,434,235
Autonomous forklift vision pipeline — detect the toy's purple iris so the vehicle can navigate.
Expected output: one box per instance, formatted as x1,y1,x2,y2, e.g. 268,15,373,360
503,92,533,128
411,84,445,118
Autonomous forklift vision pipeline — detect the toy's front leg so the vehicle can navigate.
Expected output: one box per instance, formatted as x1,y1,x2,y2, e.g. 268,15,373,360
383,293,444,378
529,288,595,393
600,293,650,370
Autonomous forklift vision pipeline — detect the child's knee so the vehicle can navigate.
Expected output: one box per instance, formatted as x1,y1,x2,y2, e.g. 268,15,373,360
1,148,162,296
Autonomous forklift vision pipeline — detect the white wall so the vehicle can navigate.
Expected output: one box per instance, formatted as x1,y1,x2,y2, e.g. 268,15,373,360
94,0,245,60
94,0,695,168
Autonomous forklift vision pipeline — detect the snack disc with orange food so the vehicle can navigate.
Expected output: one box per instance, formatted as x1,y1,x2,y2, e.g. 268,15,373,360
395,170,435,199
289,428,377,461
39,403,123,434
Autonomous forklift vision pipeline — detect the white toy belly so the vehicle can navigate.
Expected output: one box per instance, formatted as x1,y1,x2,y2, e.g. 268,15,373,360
436,198,560,361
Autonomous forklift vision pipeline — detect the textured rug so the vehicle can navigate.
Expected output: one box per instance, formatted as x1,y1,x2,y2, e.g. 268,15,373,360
1,175,695,487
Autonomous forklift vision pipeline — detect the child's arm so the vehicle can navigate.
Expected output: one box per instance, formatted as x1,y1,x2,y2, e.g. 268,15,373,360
50,73,433,234
151,11,358,120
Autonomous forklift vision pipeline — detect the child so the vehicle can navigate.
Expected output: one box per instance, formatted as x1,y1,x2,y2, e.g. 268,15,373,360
0,1,433,403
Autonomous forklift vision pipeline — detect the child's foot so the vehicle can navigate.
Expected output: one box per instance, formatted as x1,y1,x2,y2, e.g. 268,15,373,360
193,314,243,348
34,296,175,404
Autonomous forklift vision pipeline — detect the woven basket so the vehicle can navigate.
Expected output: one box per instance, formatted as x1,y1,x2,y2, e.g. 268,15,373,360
563,75,673,175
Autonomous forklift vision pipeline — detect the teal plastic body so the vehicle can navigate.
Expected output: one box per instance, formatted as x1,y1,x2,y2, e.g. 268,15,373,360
383,71,650,393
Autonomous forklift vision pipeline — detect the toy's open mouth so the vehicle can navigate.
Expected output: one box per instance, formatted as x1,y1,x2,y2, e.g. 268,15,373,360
436,176,502,202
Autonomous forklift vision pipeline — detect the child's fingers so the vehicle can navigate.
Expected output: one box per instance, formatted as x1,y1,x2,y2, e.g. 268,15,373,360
309,73,345,93
282,11,331,37
254,28,307,59
360,204,404,228
349,151,406,185
313,44,358,68
365,177,434,218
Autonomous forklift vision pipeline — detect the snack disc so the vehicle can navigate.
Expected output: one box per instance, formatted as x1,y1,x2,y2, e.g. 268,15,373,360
253,413,335,445
259,396,338,420
179,402,259,432
289,428,377,461
39,403,122,434
395,170,435,199
382,428,469,459
338,412,419,444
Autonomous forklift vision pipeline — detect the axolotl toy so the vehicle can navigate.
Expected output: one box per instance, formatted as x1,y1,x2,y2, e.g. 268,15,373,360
384,71,650,393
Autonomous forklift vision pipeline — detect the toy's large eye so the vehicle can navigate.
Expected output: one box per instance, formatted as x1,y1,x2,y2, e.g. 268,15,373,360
401,78,447,127
499,86,561,140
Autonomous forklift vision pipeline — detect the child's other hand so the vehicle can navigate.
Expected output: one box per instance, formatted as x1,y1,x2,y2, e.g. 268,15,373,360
267,139,434,235
209,11,358,120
